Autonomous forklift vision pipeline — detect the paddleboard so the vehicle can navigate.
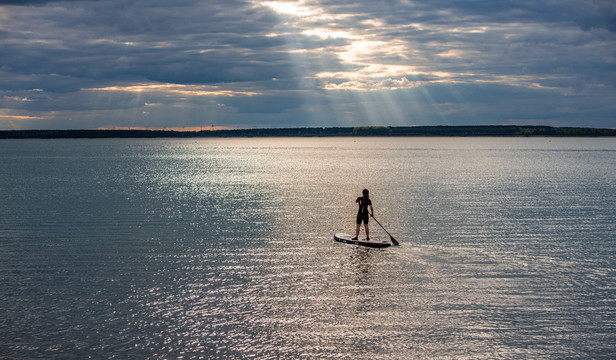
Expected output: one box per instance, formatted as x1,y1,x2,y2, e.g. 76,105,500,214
333,232,391,248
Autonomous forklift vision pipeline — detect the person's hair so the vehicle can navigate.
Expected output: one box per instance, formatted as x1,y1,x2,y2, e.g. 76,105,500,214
362,189,370,201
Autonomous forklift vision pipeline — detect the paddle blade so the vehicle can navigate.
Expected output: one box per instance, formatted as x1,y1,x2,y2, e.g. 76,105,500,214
390,236,400,246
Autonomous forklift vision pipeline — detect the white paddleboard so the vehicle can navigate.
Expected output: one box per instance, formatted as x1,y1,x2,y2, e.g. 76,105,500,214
333,232,391,248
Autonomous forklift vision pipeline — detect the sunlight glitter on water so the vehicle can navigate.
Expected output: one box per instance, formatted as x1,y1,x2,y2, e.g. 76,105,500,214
1,137,615,358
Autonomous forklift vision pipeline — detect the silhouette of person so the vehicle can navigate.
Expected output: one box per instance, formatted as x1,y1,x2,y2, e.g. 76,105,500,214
353,189,373,240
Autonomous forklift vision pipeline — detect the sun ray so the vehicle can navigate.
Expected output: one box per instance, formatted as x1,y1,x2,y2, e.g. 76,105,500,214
254,0,485,126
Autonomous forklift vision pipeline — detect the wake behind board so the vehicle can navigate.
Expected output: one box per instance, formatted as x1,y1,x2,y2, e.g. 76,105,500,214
334,232,391,248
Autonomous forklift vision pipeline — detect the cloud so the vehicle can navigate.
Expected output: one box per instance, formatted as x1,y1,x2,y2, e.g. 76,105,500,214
0,0,614,129
1,1,290,85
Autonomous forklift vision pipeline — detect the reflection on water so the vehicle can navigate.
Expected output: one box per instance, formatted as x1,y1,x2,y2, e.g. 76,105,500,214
0,137,615,358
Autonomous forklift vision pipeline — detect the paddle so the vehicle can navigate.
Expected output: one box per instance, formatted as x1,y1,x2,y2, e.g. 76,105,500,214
370,214,400,246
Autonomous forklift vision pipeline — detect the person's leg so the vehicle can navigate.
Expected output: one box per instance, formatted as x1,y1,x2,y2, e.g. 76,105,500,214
365,224,370,240
354,223,361,239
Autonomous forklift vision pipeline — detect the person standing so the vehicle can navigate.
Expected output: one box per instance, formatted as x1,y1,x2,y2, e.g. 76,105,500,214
353,189,374,240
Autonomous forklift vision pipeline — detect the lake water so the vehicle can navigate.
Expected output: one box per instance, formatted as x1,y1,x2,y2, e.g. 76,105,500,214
1,137,615,359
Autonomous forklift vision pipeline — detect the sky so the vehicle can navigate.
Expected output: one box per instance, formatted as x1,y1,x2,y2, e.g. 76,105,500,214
1,0,615,130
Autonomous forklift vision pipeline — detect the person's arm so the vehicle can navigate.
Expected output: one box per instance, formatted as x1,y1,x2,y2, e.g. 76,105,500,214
369,204,374,216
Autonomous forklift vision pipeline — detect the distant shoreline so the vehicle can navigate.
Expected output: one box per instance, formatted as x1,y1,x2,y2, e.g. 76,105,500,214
1,125,615,139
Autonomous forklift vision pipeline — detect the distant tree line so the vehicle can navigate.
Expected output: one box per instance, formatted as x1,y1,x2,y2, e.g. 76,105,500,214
1,125,615,139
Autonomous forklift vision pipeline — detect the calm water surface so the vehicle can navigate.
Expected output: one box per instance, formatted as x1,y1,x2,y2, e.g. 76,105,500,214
1,137,615,359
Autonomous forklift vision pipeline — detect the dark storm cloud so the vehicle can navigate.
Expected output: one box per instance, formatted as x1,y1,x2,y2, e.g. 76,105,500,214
0,89,143,112
0,0,614,129
0,0,82,4
1,0,290,85
321,0,616,30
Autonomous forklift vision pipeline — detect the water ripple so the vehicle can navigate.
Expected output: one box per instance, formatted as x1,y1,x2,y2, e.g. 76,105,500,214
1,138,615,358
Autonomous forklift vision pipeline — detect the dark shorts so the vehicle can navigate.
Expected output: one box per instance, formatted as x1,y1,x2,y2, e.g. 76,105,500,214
356,212,369,224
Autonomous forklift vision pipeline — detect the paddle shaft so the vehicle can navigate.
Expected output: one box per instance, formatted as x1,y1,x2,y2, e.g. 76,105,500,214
370,214,400,246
